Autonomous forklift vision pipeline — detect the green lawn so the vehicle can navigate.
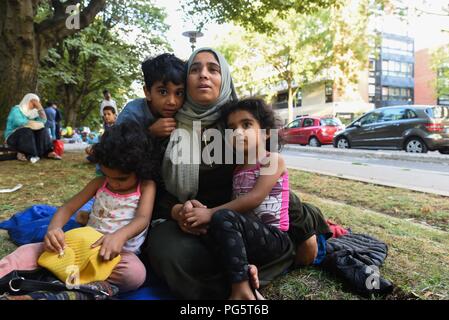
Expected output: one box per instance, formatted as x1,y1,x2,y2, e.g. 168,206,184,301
0,152,448,300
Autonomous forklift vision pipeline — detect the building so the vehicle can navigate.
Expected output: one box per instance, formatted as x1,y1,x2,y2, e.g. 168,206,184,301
372,33,415,108
415,47,449,106
273,32,415,124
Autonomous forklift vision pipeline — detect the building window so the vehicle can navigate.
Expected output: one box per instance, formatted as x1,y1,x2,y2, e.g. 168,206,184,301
381,86,413,102
368,84,375,96
382,37,413,56
381,60,413,78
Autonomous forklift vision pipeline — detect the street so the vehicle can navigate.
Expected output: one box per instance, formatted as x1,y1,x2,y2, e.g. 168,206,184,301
282,145,449,197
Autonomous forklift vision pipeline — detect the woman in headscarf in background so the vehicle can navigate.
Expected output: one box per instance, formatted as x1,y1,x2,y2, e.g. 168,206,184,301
4,93,61,163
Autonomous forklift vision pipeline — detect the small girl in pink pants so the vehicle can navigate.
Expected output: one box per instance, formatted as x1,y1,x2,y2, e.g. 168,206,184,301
0,123,159,292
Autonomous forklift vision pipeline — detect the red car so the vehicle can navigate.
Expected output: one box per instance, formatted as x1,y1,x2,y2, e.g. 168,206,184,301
279,116,345,147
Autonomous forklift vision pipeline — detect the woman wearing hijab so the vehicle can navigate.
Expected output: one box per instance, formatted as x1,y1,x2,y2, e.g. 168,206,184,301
4,93,61,163
143,48,331,299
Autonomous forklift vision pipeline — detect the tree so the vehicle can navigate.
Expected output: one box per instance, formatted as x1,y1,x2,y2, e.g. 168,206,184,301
38,23,138,127
182,0,341,32
432,45,449,101
216,0,379,123
37,1,169,128
0,0,107,128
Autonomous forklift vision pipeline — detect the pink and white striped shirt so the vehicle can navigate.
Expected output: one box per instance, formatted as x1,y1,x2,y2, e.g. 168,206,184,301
232,162,289,232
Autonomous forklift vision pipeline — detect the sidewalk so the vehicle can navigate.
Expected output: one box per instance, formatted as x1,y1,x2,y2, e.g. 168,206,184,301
282,144,449,165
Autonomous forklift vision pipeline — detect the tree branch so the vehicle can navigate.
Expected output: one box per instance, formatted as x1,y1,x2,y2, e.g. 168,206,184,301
36,0,106,57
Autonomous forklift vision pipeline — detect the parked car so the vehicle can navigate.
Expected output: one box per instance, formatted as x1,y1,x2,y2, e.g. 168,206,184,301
279,116,345,147
333,105,449,154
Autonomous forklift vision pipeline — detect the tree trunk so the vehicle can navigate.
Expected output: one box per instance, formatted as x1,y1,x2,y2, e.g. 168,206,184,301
0,0,39,130
60,83,85,127
287,82,294,123
0,0,107,130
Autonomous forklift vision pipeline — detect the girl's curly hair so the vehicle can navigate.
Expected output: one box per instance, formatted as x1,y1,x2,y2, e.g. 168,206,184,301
92,122,161,181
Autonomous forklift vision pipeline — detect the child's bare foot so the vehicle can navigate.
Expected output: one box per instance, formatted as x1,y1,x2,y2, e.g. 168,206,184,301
228,265,265,300
249,264,259,290
229,281,256,300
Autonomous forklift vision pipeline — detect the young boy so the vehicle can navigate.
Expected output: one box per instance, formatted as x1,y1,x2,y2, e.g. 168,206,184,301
116,53,186,138
101,104,117,129
85,103,117,162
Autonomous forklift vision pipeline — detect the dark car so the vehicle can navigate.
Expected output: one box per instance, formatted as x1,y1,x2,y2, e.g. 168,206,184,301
333,105,449,154
279,116,344,147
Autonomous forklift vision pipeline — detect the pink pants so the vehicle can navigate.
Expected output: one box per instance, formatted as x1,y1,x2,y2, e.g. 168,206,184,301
0,243,146,293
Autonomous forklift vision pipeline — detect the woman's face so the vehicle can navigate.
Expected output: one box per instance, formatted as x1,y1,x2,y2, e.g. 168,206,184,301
187,51,222,106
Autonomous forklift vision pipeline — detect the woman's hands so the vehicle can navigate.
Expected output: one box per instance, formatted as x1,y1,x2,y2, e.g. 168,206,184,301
184,206,213,228
91,232,127,261
44,228,66,254
172,200,209,236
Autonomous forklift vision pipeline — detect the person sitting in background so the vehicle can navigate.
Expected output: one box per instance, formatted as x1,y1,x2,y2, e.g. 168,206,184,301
4,93,61,163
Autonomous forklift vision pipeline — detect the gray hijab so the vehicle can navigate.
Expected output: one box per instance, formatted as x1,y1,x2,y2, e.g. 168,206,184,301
162,47,237,202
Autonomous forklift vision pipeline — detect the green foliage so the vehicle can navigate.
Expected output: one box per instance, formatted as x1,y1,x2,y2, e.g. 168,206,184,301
431,45,449,99
216,0,380,122
182,0,342,33
36,0,171,128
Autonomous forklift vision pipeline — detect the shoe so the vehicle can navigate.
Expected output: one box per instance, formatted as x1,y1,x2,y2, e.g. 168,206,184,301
30,156,40,164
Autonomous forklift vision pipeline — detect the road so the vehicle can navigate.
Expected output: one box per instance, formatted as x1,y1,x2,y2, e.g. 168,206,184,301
64,141,449,196
281,146,449,197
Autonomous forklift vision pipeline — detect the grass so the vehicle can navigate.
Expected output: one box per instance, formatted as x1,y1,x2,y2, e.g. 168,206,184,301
289,169,449,232
1,152,448,300
263,192,449,300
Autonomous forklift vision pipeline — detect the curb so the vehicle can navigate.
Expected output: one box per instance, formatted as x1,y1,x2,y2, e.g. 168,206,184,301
282,145,449,165
287,166,449,197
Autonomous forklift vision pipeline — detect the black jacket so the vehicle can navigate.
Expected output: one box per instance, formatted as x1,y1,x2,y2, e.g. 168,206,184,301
322,233,394,297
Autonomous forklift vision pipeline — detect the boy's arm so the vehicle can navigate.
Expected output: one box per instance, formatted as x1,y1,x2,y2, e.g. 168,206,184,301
185,154,287,227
